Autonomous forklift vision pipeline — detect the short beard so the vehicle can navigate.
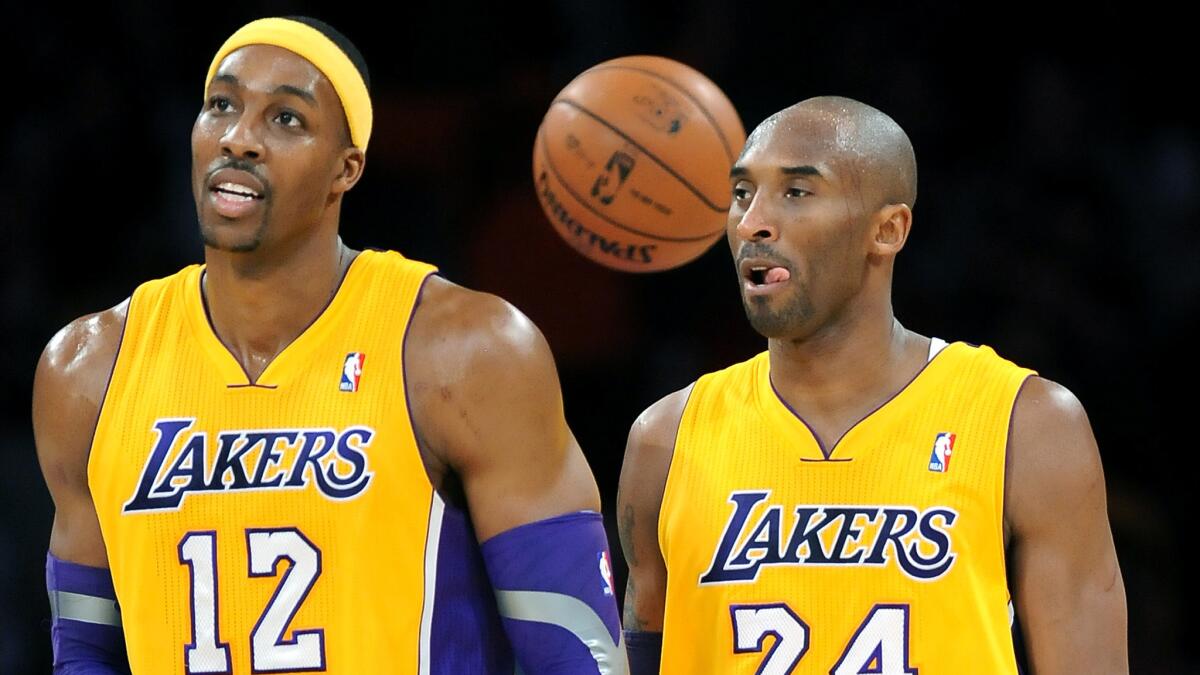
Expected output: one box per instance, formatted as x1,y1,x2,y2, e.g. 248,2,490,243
742,285,815,338
197,204,270,253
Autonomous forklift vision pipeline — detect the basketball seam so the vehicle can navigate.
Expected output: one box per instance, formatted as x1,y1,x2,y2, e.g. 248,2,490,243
551,99,730,214
582,63,738,163
537,125,725,243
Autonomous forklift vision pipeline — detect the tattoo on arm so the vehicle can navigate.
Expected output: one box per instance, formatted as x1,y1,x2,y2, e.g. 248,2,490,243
620,503,644,630
620,503,638,568
623,578,642,630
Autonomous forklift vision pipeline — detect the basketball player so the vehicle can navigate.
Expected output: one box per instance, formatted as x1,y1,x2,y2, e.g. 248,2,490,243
618,97,1127,673
34,17,625,674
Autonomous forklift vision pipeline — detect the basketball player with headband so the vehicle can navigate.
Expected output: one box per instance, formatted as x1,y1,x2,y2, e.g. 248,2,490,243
35,16,627,674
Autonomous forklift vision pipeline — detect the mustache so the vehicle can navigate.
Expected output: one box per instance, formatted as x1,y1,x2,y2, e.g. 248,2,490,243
736,242,789,267
206,158,270,196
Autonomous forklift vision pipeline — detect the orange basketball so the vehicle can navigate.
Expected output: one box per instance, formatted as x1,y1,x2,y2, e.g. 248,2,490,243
532,55,746,272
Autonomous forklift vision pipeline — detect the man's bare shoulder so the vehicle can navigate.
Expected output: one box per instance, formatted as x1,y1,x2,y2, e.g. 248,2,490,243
404,277,565,469
35,300,130,419
1006,375,1105,533
628,386,693,461
620,384,694,515
33,299,130,506
407,276,552,379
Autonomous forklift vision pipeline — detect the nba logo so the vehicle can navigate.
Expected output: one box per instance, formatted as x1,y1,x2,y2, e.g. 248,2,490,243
598,551,615,597
928,432,955,473
340,352,365,392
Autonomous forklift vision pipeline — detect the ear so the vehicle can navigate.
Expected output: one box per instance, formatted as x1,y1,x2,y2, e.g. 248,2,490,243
330,146,366,196
869,203,912,257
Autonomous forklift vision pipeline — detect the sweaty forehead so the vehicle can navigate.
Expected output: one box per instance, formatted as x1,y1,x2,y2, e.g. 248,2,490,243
212,44,333,103
738,110,855,174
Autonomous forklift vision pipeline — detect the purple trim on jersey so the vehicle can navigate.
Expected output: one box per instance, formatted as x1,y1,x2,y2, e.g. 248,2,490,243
401,271,512,672
85,299,129,460
1005,376,1033,674
767,342,948,459
481,511,623,671
198,252,360,387
1002,374,1034,551
47,554,129,673
400,270,436,469
428,499,515,674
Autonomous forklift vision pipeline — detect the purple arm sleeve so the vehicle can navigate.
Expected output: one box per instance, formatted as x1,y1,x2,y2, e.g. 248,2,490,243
481,511,628,674
623,630,662,675
46,553,130,674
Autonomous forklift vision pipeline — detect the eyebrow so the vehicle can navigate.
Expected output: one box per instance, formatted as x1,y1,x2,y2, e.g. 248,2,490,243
729,165,824,178
781,165,822,177
273,84,317,105
208,74,316,105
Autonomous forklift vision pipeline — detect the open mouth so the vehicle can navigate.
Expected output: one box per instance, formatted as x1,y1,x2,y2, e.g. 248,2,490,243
211,182,263,202
744,264,791,287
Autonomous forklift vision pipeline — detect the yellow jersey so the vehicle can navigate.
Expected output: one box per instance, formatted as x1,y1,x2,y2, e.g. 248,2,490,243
88,250,517,674
659,341,1034,674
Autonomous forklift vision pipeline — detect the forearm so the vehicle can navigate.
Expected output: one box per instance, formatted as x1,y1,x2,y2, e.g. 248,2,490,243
482,511,627,674
1019,570,1128,674
47,553,130,674
623,630,661,675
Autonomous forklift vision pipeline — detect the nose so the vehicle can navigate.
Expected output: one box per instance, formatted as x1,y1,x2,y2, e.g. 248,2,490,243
220,114,264,160
734,195,778,242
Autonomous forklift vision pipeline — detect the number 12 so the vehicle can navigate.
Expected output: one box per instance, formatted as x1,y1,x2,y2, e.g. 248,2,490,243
179,528,325,674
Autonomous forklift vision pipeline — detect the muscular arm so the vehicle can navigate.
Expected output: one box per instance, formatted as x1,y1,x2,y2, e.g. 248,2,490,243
35,302,127,567
616,387,689,636
1005,376,1128,674
407,278,623,673
34,301,129,673
406,277,600,537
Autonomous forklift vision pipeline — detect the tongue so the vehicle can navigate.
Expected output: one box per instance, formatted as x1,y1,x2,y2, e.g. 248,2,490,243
765,267,790,284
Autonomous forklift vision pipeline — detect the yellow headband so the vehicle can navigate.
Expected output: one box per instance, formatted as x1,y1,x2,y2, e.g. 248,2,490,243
204,17,372,151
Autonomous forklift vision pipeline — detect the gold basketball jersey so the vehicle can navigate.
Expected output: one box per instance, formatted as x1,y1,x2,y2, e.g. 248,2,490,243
87,250,500,674
659,342,1034,674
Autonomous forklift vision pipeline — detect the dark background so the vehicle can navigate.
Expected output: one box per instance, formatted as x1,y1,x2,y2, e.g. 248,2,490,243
3,1,1194,672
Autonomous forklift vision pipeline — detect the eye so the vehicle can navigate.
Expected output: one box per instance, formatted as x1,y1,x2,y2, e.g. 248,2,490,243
785,187,810,199
208,96,232,112
276,110,302,128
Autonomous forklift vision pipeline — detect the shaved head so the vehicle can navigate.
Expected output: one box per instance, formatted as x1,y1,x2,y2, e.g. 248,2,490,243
744,96,917,208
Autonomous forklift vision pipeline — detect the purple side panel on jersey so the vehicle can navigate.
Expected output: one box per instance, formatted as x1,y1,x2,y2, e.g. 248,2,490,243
429,500,515,674
481,511,623,671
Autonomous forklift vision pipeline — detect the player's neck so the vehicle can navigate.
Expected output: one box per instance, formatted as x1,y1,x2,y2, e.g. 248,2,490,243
767,302,928,445
201,234,354,381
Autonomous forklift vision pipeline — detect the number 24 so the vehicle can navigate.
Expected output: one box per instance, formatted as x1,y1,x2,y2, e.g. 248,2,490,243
731,603,917,675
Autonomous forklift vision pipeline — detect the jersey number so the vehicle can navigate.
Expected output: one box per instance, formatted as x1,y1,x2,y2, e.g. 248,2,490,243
731,603,917,674
179,528,325,673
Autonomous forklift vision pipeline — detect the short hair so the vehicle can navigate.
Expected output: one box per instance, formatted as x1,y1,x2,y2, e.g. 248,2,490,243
284,16,371,93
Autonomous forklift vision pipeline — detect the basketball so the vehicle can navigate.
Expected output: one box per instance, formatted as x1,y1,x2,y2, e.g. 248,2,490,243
532,55,745,272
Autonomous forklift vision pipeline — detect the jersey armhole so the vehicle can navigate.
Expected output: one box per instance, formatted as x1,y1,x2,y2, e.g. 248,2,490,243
657,382,698,565
999,370,1036,593
84,299,134,489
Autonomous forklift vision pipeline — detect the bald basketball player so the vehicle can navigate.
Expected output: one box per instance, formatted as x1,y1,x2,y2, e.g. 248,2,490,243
618,97,1127,674
34,17,625,674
